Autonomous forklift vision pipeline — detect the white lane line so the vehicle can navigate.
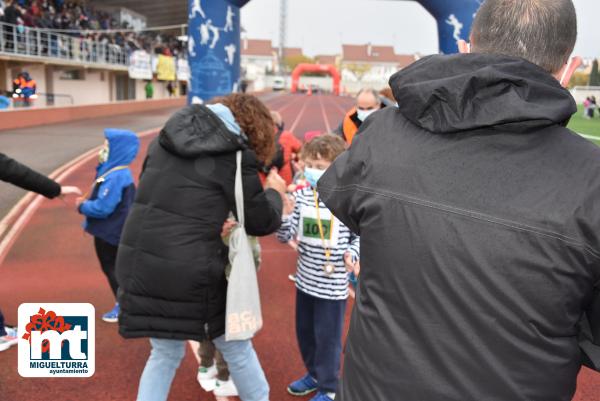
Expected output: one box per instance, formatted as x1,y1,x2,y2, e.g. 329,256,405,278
289,97,309,133
327,95,351,116
318,95,332,133
276,94,304,114
579,133,600,141
0,128,160,267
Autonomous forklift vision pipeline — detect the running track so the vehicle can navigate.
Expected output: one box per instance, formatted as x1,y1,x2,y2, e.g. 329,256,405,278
0,93,599,401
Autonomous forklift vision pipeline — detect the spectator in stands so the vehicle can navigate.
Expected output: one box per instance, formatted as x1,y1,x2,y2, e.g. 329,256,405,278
1,0,184,58
0,152,81,352
319,1,598,401
2,0,20,50
116,94,287,401
334,88,382,145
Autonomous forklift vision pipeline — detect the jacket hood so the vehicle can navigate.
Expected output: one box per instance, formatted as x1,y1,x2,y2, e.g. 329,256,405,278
159,104,247,158
98,128,140,176
390,53,577,134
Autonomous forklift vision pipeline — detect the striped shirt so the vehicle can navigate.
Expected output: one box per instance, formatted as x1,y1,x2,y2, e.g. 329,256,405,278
277,187,360,300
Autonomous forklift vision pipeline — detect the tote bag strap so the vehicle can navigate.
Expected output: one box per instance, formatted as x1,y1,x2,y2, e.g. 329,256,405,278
234,151,245,227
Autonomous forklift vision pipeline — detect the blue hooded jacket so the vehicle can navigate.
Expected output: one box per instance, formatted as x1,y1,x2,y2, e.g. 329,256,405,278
80,128,140,246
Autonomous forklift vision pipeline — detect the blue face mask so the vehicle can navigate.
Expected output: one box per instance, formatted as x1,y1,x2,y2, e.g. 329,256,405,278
304,167,326,188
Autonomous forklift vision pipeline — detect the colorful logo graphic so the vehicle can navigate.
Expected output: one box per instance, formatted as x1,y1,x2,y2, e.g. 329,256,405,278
18,303,95,377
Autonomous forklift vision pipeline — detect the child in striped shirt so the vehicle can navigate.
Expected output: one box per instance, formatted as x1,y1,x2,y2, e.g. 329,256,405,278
277,134,360,401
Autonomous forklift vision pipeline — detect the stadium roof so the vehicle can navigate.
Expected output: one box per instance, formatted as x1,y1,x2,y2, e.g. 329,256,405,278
90,0,189,27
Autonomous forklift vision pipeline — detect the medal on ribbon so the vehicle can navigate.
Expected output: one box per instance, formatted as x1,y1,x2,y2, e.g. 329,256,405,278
313,191,335,276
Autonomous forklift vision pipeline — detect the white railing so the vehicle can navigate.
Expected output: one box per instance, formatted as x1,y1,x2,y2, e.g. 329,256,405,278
0,22,128,67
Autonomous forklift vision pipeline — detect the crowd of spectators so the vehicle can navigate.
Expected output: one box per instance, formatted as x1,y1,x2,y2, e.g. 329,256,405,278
0,0,184,58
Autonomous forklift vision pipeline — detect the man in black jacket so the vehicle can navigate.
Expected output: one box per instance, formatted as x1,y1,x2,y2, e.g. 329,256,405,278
319,1,600,400
0,152,80,352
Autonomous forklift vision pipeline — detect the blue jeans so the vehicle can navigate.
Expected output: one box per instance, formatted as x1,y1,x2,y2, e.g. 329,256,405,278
136,336,269,401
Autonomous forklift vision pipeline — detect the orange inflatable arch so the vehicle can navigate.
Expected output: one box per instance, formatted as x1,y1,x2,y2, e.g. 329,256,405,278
290,64,340,96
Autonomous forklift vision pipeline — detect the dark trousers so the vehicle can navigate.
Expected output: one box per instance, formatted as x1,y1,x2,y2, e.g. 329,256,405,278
94,237,119,299
0,309,6,336
296,289,346,394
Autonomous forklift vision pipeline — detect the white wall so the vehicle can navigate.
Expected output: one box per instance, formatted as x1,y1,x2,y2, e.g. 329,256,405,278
53,69,110,105
242,55,275,81
571,86,600,104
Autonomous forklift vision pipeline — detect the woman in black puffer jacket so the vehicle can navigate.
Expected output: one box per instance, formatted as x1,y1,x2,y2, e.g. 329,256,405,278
116,94,286,401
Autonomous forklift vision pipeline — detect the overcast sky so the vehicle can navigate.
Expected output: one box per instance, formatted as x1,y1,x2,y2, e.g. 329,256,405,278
241,0,600,58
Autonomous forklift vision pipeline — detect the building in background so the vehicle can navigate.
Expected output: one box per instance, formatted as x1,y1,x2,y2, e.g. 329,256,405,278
240,38,278,81
340,43,418,83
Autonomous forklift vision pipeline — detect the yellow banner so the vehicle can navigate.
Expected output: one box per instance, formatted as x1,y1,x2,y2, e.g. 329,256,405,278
156,55,176,81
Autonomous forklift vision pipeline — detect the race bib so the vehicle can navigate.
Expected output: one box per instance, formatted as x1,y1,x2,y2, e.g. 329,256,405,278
298,205,340,248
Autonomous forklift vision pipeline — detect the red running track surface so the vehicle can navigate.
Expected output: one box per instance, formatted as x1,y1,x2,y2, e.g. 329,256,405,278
0,94,599,401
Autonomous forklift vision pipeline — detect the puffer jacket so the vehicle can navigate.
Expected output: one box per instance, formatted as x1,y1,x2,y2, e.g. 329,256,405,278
116,104,282,341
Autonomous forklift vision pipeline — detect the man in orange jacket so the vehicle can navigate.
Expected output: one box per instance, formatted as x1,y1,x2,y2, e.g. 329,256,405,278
334,88,382,145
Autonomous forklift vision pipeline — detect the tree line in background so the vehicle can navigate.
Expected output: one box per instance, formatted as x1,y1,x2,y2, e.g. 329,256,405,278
569,59,599,88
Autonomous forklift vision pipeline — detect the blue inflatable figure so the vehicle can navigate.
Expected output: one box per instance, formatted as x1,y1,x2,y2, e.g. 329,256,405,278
187,0,251,104
187,0,483,103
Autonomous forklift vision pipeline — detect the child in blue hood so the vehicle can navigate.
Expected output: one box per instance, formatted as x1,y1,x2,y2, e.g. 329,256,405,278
77,128,140,323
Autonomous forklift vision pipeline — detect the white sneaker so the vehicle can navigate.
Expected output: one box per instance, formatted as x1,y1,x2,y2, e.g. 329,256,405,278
214,378,239,397
197,364,218,391
0,327,18,352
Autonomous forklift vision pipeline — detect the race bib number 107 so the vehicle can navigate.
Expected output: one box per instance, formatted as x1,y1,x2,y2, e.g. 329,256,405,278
298,206,339,247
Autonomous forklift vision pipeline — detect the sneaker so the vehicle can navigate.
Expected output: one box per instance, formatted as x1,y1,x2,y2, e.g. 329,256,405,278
0,327,18,352
214,378,239,397
309,392,335,401
288,274,297,282
197,364,217,392
287,373,318,396
101,303,119,323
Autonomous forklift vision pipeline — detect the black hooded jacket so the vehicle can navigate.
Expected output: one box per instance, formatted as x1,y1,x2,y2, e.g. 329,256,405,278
319,54,600,401
116,105,282,341
0,153,61,198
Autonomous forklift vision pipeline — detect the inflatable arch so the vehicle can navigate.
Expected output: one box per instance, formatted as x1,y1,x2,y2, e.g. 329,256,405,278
290,64,341,96
187,0,483,102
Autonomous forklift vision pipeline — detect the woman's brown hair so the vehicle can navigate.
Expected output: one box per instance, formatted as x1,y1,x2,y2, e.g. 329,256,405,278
211,94,275,163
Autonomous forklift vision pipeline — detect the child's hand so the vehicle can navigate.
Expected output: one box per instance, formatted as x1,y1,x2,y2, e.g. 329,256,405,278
283,194,295,216
60,186,82,197
287,240,298,251
344,252,360,276
75,197,85,208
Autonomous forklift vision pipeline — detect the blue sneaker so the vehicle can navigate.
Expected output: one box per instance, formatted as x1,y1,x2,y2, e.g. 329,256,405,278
309,392,335,401
287,373,318,396
102,303,119,323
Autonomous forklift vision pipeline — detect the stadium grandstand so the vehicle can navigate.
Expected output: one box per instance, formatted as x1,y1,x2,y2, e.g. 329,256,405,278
0,0,188,106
